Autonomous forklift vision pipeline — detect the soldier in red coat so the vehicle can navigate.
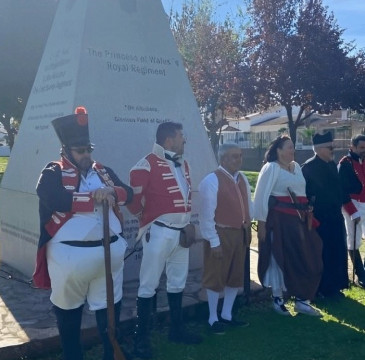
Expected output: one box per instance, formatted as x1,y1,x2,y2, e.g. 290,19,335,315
128,122,202,359
33,108,133,360
338,134,365,288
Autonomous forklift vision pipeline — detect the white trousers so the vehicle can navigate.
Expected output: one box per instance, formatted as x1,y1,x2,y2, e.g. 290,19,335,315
342,200,365,249
138,223,189,298
47,237,127,310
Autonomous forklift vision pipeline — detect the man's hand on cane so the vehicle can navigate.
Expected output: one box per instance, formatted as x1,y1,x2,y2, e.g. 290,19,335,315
93,187,116,206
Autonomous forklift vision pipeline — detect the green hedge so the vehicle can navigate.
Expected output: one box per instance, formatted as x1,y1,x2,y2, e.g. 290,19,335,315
242,171,258,192
0,156,8,183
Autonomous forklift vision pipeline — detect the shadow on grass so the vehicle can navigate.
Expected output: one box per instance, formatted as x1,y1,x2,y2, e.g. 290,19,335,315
315,288,365,332
151,295,365,360
28,290,365,360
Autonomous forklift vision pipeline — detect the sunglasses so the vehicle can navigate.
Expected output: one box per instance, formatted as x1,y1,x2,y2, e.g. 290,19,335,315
70,146,94,154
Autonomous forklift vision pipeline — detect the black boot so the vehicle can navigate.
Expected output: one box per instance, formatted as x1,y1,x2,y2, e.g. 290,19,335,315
53,305,84,360
167,292,202,345
134,296,153,359
95,301,121,360
349,250,365,288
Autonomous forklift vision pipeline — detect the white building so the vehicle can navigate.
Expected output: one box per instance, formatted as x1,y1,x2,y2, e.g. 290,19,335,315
220,106,353,149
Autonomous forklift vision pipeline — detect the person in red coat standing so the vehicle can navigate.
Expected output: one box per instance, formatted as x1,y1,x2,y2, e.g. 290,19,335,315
338,134,365,288
34,108,133,360
128,121,202,359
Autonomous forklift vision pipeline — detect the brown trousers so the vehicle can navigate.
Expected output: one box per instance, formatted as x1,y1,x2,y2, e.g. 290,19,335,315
203,227,248,292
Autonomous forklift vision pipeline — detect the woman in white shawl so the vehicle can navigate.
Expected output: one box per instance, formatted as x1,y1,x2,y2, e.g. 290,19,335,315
253,135,323,316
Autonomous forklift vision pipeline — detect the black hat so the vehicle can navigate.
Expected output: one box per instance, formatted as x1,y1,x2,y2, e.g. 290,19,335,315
312,132,333,145
52,112,91,147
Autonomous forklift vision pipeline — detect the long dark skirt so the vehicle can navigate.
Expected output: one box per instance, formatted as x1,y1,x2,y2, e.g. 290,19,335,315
258,210,323,300
316,214,348,296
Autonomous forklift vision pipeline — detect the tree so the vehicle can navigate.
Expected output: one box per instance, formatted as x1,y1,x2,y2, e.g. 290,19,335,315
298,127,316,145
0,0,57,149
170,0,254,154
244,0,355,144
340,50,365,113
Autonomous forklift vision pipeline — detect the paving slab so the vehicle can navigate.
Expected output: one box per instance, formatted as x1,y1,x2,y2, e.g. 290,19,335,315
0,247,263,360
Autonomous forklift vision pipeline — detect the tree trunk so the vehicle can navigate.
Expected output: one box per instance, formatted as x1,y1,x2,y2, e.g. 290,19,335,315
209,130,220,160
285,105,297,145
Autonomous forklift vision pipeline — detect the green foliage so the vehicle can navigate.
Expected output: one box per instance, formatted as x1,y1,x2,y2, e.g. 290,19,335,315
244,0,364,144
298,127,316,145
170,0,254,154
242,170,258,192
278,127,288,135
0,156,8,183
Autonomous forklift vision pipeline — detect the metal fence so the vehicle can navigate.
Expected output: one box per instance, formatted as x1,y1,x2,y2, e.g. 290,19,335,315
219,127,354,150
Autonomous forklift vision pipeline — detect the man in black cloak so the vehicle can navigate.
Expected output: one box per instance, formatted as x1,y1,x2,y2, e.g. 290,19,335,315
301,132,348,297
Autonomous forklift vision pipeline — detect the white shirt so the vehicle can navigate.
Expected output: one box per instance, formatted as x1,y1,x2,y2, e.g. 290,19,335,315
253,161,306,222
51,168,122,242
198,166,253,248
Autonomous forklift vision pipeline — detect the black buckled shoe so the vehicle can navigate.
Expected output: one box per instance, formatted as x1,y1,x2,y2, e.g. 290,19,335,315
358,277,365,289
219,316,250,327
209,321,226,335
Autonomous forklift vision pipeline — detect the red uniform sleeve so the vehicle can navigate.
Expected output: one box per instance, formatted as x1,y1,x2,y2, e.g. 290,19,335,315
71,192,95,212
343,201,357,216
127,168,150,216
103,166,133,206
113,186,131,205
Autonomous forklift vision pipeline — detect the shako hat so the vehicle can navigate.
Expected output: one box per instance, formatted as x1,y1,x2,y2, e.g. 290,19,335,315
52,107,92,147
312,131,333,145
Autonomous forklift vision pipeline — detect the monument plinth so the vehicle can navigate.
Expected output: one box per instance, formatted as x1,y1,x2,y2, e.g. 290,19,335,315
0,0,216,310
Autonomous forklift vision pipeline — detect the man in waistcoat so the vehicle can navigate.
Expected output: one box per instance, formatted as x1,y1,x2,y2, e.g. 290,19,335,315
33,107,133,360
198,143,252,334
128,121,202,359
338,134,365,288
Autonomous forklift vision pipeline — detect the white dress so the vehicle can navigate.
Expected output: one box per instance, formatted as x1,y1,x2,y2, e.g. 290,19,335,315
253,161,306,293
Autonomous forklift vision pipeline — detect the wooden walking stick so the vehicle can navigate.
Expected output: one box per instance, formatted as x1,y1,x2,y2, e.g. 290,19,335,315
352,221,357,285
102,199,126,360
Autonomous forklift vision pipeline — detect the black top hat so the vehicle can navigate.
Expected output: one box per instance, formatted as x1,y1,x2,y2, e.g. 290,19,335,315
312,132,333,145
52,113,91,147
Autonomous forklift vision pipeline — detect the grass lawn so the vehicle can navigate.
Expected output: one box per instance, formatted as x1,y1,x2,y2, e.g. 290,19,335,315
3,160,364,359
154,288,365,360
0,156,8,182
29,287,365,360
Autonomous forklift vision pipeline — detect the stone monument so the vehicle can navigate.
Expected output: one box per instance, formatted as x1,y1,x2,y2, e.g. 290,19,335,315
0,0,217,312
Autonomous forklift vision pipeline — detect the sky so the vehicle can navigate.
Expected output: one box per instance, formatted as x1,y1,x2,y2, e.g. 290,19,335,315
161,0,365,50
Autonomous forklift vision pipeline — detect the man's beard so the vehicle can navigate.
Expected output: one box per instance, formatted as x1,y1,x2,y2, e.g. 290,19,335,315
77,157,93,172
